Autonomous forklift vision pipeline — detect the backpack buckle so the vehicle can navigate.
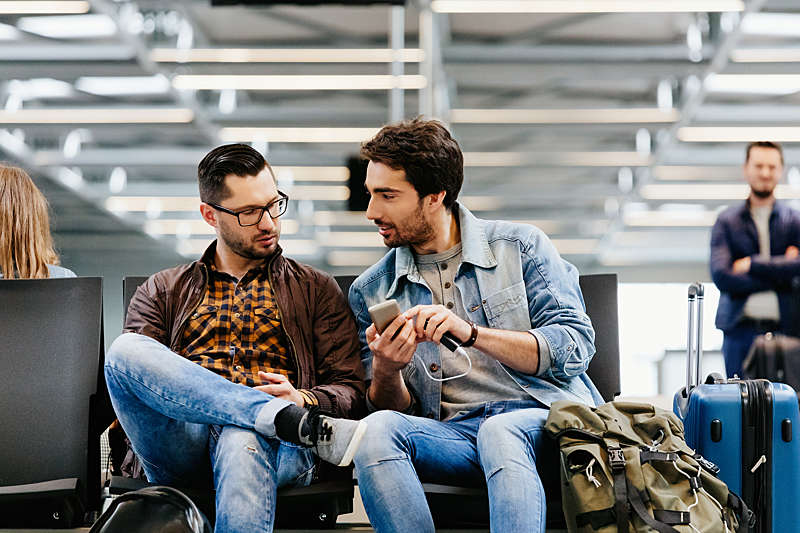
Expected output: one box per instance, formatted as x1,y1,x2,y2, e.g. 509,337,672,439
608,447,626,471
695,454,721,476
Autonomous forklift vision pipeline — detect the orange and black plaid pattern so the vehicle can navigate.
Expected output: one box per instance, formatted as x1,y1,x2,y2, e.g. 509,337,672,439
180,264,297,387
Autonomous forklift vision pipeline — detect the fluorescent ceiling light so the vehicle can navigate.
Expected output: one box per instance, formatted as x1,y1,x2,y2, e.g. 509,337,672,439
451,108,679,124
17,14,116,39
314,211,372,227
288,185,349,201
0,1,88,14
731,49,800,63
550,239,597,255
8,78,73,100
319,232,384,248
463,151,651,167
653,165,740,181
459,196,504,211
704,74,800,95
172,75,427,91
678,126,800,143
107,196,199,212
0,108,194,124
640,184,800,200
327,250,386,267
274,166,348,183
151,48,424,63
624,210,717,227
431,0,744,13
0,22,21,40
220,128,377,144
75,75,170,97
740,13,800,37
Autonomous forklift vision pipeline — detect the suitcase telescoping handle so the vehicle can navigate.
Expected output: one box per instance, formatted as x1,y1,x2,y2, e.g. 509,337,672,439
686,282,704,392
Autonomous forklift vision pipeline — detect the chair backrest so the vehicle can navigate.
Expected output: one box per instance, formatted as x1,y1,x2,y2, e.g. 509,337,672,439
123,276,149,322
0,277,104,511
579,273,621,402
334,273,621,402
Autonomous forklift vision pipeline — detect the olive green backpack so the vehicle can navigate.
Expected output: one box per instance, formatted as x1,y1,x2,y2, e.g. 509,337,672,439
545,401,754,533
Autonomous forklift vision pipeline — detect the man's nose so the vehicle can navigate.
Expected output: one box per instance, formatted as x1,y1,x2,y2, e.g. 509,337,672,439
258,211,276,231
365,197,378,220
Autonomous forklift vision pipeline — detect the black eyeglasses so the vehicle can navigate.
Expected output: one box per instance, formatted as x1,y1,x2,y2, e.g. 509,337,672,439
206,191,289,227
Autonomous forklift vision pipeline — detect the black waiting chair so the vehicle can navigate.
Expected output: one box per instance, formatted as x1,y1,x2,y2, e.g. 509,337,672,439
335,273,621,529
0,277,108,528
109,276,355,529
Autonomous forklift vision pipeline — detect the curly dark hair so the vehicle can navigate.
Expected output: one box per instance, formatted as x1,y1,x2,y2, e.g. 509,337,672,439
197,144,273,204
360,118,463,211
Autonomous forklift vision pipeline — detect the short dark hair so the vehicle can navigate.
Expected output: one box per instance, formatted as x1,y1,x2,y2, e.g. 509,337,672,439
198,143,272,204
746,141,784,165
360,118,463,210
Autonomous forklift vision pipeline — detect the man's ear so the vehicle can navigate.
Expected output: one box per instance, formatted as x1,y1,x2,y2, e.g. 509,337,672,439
199,203,218,228
426,190,447,210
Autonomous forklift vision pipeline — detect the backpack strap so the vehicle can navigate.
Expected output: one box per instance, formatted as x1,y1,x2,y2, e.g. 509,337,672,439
607,445,629,533
728,492,756,532
625,478,680,533
575,508,617,530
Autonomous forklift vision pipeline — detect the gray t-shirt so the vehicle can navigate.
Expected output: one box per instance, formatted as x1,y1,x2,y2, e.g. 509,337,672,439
414,243,530,420
743,205,780,321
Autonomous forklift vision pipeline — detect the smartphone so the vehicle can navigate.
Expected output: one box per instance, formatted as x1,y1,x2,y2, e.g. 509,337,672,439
368,299,402,334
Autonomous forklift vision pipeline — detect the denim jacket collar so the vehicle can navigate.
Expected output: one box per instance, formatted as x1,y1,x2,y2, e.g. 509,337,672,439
386,203,497,298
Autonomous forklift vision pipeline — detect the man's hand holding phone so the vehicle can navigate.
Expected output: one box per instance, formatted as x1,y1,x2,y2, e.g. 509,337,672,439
367,300,418,376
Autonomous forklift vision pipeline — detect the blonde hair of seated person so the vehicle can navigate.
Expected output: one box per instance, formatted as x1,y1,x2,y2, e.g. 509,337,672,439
0,164,60,279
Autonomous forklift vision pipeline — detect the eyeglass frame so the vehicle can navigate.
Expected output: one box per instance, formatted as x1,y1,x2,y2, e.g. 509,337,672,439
205,190,289,227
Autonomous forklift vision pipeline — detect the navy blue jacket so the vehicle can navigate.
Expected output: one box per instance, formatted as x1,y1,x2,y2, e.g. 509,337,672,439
710,200,800,335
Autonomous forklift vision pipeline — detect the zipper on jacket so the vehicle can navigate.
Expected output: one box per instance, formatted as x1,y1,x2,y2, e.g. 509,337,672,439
267,255,303,390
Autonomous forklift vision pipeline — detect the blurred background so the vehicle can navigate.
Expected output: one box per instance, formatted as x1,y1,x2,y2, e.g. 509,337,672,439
2,0,797,394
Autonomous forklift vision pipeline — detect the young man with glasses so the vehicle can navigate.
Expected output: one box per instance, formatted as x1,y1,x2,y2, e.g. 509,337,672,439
105,144,367,533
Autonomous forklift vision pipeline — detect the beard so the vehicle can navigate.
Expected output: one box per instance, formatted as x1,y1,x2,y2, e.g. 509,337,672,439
750,186,774,199
380,201,436,248
217,218,278,260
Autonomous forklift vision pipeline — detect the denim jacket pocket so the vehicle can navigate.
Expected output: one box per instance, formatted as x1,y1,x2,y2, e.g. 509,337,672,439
483,281,529,329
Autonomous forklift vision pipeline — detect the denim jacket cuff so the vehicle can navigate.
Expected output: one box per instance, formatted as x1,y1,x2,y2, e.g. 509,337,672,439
530,330,552,376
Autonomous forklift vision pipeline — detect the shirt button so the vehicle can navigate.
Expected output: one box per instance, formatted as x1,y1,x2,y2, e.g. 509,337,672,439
234,312,241,318
446,302,454,309
444,282,451,289
441,263,448,270
430,363,440,372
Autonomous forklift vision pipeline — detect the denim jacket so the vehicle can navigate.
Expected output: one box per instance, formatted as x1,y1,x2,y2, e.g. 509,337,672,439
348,204,602,419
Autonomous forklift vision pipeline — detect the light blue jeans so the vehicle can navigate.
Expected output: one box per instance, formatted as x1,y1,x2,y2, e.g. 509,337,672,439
104,332,315,533
353,400,558,533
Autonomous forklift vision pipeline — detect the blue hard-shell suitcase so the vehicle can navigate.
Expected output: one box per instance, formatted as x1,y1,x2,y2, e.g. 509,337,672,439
674,283,800,533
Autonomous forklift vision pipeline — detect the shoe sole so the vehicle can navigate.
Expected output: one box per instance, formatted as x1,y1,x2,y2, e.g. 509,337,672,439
337,420,368,467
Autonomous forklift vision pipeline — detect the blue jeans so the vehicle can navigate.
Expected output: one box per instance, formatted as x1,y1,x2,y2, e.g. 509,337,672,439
353,400,558,533
105,333,315,533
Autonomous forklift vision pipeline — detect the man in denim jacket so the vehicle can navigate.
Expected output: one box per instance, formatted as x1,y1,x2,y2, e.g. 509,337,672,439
348,119,602,533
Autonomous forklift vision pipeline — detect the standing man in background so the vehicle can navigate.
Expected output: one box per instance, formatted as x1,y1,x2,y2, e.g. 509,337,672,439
711,141,800,377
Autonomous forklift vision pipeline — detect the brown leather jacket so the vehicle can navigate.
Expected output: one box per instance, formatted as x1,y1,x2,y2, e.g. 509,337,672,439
124,242,366,418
